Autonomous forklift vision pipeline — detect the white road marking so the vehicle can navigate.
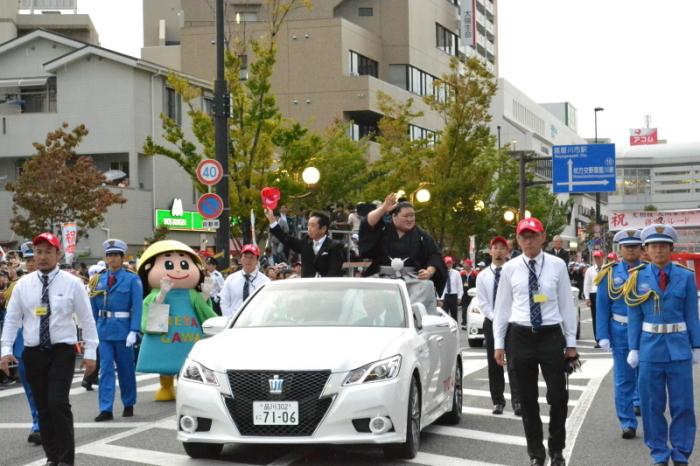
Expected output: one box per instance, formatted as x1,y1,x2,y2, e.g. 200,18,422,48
474,377,586,392
67,373,160,396
76,443,235,465
408,451,508,466
461,405,549,423
0,421,150,429
424,425,527,446
461,357,488,377
462,389,579,407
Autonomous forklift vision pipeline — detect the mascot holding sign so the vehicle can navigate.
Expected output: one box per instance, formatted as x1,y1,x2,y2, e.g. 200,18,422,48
136,240,216,401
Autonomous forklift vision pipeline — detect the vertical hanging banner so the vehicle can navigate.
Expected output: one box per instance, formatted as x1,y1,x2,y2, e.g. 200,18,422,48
61,222,78,265
460,0,477,48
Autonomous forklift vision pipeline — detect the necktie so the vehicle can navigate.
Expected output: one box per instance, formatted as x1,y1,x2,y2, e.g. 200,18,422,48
107,273,116,288
659,269,668,291
528,260,542,329
39,274,52,350
493,267,502,306
446,271,452,294
242,274,250,300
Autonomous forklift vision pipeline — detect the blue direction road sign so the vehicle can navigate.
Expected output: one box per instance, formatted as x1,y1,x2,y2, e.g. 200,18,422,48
552,143,616,193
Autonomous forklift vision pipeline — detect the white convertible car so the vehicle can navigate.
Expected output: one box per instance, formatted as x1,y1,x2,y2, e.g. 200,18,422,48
176,278,462,460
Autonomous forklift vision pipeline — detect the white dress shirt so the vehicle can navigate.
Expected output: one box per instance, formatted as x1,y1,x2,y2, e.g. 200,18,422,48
313,235,327,254
440,268,464,300
474,264,503,321
583,265,600,299
220,268,270,318
493,251,576,349
1,267,99,360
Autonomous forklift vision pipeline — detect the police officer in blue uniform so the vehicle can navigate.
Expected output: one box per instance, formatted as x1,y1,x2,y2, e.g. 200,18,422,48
91,239,143,422
625,224,700,466
12,242,41,445
595,229,642,439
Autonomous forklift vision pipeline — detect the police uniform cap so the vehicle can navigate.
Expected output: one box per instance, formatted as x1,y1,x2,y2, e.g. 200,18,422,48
640,224,678,245
137,240,202,274
613,229,642,246
20,241,34,258
103,238,127,254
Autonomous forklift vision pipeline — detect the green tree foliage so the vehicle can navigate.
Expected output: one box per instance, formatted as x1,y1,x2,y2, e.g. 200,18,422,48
7,123,127,239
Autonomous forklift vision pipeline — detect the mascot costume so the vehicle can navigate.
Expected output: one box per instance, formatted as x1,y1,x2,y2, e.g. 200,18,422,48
136,240,216,400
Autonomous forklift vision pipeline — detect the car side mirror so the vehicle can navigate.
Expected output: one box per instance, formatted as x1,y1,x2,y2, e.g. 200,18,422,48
202,316,229,336
412,303,426,330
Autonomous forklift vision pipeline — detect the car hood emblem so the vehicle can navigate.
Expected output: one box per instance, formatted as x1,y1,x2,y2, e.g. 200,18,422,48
269,375,284,394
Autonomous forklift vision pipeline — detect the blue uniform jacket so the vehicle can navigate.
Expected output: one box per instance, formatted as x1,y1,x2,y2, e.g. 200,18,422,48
627,263,700,362
90,268,143,341
596,261,637,341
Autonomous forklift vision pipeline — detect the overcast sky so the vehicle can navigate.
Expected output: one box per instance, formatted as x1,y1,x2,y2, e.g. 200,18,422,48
75,0,699,148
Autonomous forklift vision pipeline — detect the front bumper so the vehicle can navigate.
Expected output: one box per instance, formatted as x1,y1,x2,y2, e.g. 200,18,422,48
176,370,409,445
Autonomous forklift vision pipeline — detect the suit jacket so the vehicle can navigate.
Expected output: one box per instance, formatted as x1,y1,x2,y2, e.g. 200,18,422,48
270,225,343,277
627,263,700,362
548,248,570,265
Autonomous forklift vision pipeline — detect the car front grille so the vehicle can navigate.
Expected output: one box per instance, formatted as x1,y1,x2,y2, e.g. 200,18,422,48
225,370,332,436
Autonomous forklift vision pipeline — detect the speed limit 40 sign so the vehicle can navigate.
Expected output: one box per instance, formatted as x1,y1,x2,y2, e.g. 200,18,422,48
196,159,224,186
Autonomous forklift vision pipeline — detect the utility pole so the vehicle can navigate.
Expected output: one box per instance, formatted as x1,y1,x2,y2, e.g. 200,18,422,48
214,0,231,269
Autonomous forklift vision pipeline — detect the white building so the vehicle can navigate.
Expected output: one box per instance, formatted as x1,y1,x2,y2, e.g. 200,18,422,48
459,0,498,75
0,29,216,259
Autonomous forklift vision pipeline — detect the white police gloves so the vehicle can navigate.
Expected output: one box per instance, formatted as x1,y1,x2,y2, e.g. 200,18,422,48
598,339,611,352
126,331,138,348
627,349,639,368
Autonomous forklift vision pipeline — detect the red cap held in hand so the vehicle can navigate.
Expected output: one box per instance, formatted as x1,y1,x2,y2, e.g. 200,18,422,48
261,187,281,210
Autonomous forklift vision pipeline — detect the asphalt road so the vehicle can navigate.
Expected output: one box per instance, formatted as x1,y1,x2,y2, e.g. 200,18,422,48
2,306,700,466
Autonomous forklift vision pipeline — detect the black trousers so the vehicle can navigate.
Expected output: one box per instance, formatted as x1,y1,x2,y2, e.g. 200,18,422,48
24,343,77,465
509,324,568,460
443,294,458,321
483,318,520,407
589,292,597,341
461,295,473,325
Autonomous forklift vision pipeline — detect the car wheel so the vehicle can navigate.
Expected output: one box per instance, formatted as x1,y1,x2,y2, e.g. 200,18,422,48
438,359,462,425
468,338,483,348
384,375,421,459
182,442,223,459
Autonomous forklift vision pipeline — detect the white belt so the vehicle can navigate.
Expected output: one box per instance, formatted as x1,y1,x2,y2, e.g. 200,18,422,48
642,322,687,334
99,311,130,319
612,314,628,324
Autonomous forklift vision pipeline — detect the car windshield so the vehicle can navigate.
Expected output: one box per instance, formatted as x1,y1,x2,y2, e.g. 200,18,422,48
233,281,407,328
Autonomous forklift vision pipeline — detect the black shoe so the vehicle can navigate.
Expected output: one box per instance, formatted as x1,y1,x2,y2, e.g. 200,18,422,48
634,405,641,417
621,428,636,439
513,402,522,416
529,457,544,466
43,462,57,466
94,411,113,422
81,379,94,391
27,431,41,445
492,403,504,415
673,462,688,466
594,344,601,349
122,406,134,417
653,463,668,466
549,450,566,466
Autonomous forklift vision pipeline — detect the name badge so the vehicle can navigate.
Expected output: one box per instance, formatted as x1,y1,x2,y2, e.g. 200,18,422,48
533,294,548,304
34,306,48,317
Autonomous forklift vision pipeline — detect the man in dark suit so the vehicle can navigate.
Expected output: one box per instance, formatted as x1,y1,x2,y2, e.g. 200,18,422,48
264,209,343,277
548,235,570,265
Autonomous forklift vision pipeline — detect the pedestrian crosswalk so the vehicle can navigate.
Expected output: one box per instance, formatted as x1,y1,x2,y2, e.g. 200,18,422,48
8,344,613,466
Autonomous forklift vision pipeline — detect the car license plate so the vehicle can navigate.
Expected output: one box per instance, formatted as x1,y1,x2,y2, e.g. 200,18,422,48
253,401,299,425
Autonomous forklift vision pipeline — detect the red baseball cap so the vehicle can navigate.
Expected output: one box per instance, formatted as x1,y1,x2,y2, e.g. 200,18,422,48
592,250,604,258
444,256,454,265
463,259,473,266
490,236,508,247
516,217,545,235
32,232,61,250
240,244,260,257
607,252,618,260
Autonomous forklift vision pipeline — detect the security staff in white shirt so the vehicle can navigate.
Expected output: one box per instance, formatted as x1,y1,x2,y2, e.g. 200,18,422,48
220,244,270,318
0,232,98,466
583,250,605,346
493,218,577,466
439,256,463,321
475,236,520,416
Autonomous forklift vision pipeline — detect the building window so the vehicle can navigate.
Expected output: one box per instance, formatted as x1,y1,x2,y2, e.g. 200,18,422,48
349,51,378,77
409,124,437,145
6,77,58,113
350,122,377,141
436,23,458,56
512,99,545,135
165,87,182,125
234,11,258,22
203,94,214,116
239,54,248,81
358,7,373,16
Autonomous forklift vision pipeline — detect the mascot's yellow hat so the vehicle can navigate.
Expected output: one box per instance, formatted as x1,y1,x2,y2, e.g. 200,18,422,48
137,240,202,273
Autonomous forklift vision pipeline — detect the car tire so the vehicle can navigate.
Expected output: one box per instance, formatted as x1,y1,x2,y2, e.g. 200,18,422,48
438,359,462,425
468,338,483,348
384,375,421,460
182,442,223,459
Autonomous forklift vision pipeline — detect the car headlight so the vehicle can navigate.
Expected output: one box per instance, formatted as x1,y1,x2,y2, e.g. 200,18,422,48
343,355,402,385
181,359,219,386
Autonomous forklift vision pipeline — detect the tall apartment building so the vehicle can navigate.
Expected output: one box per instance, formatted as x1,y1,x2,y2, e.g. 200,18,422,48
0,0,99,45
143,0,496,156
459,0,498,75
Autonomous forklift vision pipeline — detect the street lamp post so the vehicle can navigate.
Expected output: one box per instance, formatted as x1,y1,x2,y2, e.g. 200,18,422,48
214,0,231,269
594,107,604,225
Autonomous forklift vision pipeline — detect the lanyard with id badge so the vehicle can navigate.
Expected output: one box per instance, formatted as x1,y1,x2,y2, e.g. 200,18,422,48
524,256,548,304
35,273,55,318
